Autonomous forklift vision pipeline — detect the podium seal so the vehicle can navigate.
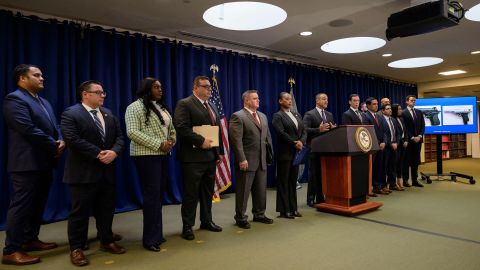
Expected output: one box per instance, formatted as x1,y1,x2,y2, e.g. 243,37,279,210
355,127,372,153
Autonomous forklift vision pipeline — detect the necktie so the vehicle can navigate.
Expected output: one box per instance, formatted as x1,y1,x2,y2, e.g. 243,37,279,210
372,112,379,126
34,96,53,124
252,112,260,126
355,110,363,124
321,110,327,122
90,110,105,142
204,102,215,125
411,108,417,120
389,117,396,142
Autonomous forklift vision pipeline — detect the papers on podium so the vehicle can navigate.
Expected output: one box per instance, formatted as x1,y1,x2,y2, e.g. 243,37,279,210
193,125,219,147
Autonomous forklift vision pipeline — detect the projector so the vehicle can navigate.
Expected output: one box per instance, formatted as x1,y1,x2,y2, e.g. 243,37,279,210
386,0,464,40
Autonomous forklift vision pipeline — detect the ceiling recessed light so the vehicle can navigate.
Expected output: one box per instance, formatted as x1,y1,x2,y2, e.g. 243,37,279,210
321,37,386,54
438,70,467,76
203,2,287,31
465,3,480,21
471,51,480,55
382,53,392,57
388,57,443,68
300,31,312,36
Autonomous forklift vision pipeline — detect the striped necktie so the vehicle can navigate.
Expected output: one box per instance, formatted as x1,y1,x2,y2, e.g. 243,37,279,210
90,110,105,142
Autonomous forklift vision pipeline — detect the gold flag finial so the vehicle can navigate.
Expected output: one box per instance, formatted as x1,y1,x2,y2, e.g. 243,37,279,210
210,64,219,76
288,77,295,88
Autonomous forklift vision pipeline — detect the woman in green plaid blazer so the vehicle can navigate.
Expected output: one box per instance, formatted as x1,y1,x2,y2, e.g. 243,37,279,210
125,77,176,252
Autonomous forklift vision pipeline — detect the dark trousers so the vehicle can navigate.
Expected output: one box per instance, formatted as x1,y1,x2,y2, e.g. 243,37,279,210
3,170,52,255
372,150,385,189
234,168,267,222
396,144,406,180
383,146,397,187
307,153,324,203
133,155,166,246
276,160,298,213
181,162,216,227
403,141,422,183
67,180,116,250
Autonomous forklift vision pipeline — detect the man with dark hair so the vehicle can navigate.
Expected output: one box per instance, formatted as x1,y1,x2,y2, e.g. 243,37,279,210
378,104,402,193
230,90,274,229
303,93,336,206
341,94,365,125
173,76,224,241
2,64,64,265
363,97,385,196
61,80,126,266
401,95,425,187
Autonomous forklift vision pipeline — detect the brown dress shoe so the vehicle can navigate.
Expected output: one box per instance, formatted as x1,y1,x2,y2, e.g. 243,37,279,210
70,248,89,266
23,239,58,251
100,242,126,254
2,251,40,265
373,188,389,195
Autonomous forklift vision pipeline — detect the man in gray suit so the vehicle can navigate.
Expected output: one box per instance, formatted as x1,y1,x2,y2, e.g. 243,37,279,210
229,90,273,229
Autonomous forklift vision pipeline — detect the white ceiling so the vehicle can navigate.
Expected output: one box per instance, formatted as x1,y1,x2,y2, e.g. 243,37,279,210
1,0,480,89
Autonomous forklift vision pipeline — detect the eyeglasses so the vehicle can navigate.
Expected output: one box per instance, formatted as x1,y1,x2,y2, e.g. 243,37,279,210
86,90,106,97
198,84,212,90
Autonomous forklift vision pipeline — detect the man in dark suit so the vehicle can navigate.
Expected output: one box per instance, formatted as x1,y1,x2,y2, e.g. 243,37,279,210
303,93,336,206
342,94,365,125
61,80,126,266
2,64,65,265
378,104,402,193
173,76,224,241
272,92,307,218
401,95,426,187
363,97,385,196
230,90,274,229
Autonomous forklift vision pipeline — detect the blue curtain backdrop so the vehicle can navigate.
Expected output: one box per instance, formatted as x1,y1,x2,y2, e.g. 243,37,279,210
0,10,416,229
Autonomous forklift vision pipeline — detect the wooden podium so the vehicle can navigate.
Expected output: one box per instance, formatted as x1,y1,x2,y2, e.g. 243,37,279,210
310,125,383,216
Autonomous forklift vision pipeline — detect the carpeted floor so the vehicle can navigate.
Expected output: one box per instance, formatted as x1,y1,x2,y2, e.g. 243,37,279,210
1,158,480,269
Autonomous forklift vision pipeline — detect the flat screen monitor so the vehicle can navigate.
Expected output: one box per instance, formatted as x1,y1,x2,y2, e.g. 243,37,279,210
415,96,478,134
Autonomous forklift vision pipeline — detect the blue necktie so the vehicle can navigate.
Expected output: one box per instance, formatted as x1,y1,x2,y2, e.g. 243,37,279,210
90,110,105,142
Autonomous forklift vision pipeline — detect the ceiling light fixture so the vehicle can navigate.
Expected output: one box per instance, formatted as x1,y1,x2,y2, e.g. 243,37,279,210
321,37,386,54
388,57,443,68
300,31,312,36
438,70,467,76
203,2,287,31
465,3,480,21
471,51,480,55
382,53,392,57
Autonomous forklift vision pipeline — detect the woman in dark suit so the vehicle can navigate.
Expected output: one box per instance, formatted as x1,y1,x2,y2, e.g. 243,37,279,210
272,92,307,218
392,103,408,189
125,77,176,251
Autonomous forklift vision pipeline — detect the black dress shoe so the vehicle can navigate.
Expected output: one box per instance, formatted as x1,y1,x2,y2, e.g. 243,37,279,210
200,222,222,232
412,181,424,187
278,212,294,219
143,245,160,252
292,211,302,217
181,226,195,240
368,193,378,197
235,220,251,229
253,216,274,224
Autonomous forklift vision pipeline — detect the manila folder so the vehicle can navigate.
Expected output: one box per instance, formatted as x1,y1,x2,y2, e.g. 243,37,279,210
193,125,219,147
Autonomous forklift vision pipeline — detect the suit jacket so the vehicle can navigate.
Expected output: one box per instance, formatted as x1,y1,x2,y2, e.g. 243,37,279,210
396,116,408,143
378,115,402,146
363,111,385,144
401,107,425,143
342,108,365,125
303,107,335,145
229,108,272,171
61,103,124,184
3,88,61,172
173,95,224,163
272,110,307,161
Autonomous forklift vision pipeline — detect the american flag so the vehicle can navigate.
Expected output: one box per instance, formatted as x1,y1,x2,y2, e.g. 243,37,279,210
209,75,232,201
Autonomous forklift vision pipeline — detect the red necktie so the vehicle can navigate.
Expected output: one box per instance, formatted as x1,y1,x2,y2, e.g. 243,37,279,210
252,112,260,126
204,102,215,125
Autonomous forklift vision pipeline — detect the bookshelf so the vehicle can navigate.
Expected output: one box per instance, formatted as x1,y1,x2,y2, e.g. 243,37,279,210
423,134,467,162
